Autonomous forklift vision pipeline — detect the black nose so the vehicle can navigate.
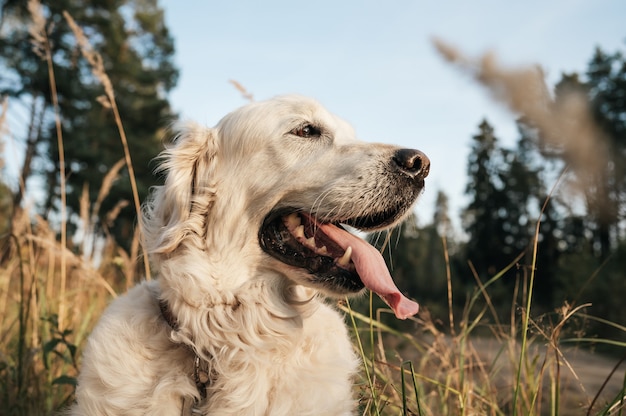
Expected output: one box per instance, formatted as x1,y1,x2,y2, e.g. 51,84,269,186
393,149,430,179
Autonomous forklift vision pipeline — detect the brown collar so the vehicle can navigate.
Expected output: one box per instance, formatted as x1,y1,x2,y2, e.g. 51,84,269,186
159,299,210,400
159,299,179,330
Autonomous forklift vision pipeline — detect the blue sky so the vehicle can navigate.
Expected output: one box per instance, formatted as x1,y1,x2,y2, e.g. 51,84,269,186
159,1,625,229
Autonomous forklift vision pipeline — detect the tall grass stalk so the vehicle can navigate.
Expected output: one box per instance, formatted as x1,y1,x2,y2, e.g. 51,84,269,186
63,11,151,281
400,360,423,416
28,0,69,331
442,236,455,337
346,298,382,416
513,168,568,415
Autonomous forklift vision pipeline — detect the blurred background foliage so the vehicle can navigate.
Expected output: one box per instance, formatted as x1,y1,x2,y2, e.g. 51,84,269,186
368,45,626,344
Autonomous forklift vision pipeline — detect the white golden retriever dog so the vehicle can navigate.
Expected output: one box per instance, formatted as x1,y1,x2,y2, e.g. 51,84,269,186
71,95,430,415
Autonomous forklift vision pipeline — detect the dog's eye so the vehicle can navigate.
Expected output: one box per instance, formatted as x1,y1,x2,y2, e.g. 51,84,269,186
290,124,322,138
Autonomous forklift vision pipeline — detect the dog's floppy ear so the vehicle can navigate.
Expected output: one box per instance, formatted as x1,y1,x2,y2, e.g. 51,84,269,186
142,122,219,255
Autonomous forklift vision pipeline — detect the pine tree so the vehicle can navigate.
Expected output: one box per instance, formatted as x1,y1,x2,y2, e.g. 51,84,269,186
462,119,510,278
498,123,543,257
462,118,550,296
433,190,452,240
509,121,560,307
585,46,625,257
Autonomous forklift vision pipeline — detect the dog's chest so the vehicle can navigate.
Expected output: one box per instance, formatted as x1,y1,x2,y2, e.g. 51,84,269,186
194,304,359,415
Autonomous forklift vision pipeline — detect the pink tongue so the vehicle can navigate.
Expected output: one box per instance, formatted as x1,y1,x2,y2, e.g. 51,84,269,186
319,223,419,320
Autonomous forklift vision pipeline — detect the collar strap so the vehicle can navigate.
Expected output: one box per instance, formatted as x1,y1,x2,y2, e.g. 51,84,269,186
159,299,210,400
159,299,179,330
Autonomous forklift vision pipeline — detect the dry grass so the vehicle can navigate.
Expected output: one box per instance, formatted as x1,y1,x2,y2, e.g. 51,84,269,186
0,207,123,414
0,4,141,413
347,277,625,416
63,7,151,281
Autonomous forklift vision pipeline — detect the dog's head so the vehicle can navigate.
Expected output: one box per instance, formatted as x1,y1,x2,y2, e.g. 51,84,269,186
143,95,429,319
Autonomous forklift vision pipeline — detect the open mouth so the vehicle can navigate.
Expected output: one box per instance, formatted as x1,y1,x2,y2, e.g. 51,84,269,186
260,210,364,294
259,208,420,320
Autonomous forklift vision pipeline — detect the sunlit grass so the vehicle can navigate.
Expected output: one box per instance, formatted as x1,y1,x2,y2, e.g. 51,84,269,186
345,269,625,415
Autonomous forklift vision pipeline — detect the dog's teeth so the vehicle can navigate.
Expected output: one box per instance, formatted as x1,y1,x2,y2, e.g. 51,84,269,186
292,214,302,227
336,246,352,267
318,246,328,255
294,225,305,239
305,236,316,248
284,213,301,229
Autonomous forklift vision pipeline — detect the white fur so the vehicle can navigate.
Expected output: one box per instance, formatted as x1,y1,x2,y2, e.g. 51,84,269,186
71,95,423,415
